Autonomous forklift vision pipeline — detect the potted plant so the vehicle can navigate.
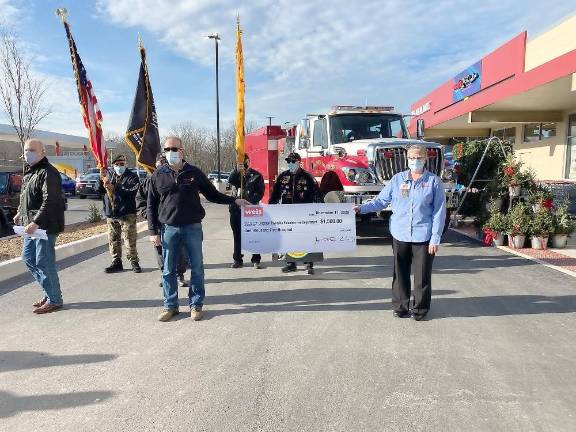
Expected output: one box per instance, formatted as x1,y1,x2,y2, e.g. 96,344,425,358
529,207,555,250
527,184,554,212
483,202,508,246
551,199,576,248
507,202,530,248
501,155,525,197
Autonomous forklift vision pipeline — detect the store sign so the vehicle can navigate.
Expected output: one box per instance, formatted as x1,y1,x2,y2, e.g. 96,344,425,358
453,61,482,102
411,101,431,116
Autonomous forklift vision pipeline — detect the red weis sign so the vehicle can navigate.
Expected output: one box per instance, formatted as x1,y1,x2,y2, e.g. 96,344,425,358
244,206,264,217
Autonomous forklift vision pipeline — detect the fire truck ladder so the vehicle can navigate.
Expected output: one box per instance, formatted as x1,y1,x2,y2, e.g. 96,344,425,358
450,136,509,228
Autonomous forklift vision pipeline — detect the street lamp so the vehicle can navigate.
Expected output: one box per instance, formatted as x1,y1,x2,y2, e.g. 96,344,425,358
207,33,221,183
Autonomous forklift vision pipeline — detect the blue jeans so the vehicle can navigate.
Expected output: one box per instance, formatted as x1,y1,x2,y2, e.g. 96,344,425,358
22,234,63,305
162,224,204,309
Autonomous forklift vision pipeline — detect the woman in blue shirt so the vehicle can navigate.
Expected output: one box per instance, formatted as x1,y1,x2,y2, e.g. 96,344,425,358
354,144,446,321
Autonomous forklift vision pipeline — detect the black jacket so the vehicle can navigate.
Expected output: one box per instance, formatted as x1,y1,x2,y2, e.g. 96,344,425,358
147,162,236,235
228,167,265,212
136,176,151,220
99,169,140,218
269,168,321,204
19,157,65,234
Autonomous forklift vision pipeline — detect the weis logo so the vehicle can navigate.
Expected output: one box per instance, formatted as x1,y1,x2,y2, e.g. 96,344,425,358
244,206,264,217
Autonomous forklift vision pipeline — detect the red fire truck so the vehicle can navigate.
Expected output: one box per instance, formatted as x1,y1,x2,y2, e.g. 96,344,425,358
244,105,458,231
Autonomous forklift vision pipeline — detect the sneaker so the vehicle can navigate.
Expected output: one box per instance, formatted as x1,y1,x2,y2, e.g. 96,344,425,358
281,263,297,273
105,261,123,273
158,308,179,322
393,310,411,318
230,261,243,269
191,306,203,321
32,297,48,308
253,262,263,269
33,303,63,314
179,275,189,287
411,312,428,321
306,264,315,275
131,262,142,273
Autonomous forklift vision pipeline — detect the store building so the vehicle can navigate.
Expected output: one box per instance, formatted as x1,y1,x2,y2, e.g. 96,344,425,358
409,14,576,180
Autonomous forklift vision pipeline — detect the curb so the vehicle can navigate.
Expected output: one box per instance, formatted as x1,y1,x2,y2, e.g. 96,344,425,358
450,227,576,278
0,221,148,282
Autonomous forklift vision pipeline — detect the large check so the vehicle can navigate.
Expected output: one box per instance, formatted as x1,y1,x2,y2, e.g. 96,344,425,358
241,203,356,253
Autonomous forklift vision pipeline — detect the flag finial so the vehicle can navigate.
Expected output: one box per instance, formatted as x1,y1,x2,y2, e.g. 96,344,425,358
55,8,68,23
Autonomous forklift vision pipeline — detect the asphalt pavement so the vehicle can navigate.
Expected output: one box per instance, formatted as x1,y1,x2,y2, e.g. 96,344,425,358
1,202,575,431
64,195,102,225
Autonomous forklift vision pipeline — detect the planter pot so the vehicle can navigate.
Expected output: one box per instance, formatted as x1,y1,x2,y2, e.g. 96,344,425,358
493,232,506,246
531,204,541,212
530,236,549,250
509,185,521,197
551,234,568,249
509,234,526,249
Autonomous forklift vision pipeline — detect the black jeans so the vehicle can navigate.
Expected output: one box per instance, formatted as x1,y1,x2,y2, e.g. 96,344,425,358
230,210,261,264
391,238,435,315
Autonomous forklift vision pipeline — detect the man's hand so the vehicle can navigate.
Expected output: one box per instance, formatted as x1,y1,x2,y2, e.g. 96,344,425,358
149,235,161,247
13,212,21,225
428,244,439,255
235,198,251,207
24,222,38,235
353,206,361,214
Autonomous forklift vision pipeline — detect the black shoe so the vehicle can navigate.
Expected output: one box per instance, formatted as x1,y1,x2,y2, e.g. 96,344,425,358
393,310,411,318
253,262,263,269
281,263,297,273
105,261,123,273
306,264,314,275
178,274,188,287
412,312,428,321
230,261,243,269
131,262,142,273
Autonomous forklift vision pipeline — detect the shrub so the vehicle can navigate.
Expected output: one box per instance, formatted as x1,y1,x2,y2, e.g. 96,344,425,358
87,203,103,223
553,199,576,235
507,202,531,236
529,207,554,236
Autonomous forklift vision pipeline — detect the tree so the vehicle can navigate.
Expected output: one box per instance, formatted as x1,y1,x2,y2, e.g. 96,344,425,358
0,28,51,156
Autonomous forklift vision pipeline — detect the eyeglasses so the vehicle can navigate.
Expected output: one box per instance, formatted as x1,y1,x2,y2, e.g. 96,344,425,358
163,147,181,152
407,157,425,160
114,162,125,166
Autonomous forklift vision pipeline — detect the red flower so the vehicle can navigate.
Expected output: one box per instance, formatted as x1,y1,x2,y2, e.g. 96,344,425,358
542,199,554,209
504,166,515,176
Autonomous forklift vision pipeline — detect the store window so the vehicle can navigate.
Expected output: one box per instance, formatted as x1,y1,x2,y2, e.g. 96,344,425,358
523,122,557,142
492,127,516,145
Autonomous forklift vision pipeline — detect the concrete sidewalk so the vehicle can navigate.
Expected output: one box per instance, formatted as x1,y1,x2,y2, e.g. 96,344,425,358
1,203,575,431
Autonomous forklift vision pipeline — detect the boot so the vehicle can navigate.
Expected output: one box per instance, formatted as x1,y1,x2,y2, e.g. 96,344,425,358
306,263,315,275
281,262,297,273
105,261,123,273
131,261,142,273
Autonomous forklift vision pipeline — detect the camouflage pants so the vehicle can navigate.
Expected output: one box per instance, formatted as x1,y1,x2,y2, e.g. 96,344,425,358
107,214,139,264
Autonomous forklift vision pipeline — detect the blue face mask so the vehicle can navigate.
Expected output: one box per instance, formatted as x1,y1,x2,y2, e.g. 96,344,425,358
24,150,38,165
114,165,126,176
287,162,299,173
408,158,425,173
165,151,181,166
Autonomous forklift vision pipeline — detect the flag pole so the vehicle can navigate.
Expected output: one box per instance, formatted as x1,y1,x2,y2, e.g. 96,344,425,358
235,15,245,196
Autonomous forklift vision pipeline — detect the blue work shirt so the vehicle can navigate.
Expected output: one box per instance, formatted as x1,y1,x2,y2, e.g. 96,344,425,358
360,170,447,245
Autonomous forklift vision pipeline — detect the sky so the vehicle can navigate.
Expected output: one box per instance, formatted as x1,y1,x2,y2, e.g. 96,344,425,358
0,0,575,138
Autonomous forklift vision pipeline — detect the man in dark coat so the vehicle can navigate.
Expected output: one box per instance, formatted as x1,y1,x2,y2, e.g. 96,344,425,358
100,154,141,273
228,154,265,269
14,139,65,314
269,152,322,274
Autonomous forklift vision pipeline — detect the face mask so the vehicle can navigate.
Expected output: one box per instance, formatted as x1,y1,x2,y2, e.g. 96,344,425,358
287,162,299,173
114,165,126,176
24,150,38,165
408,159,425,173
165,151,181,166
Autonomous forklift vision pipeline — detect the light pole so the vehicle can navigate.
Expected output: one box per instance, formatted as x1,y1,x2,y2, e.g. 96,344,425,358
207,33,221,183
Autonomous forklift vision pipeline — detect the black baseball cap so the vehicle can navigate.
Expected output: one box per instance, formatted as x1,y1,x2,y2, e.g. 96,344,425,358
285,152,301,162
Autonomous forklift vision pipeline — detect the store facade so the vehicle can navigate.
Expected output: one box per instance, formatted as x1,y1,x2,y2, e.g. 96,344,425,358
409,14,576,180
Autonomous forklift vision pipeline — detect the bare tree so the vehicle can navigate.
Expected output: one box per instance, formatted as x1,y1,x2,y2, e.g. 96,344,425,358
0,28,51,156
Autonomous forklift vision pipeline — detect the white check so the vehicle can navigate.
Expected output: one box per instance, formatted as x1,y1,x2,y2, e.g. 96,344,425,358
241,203,357,253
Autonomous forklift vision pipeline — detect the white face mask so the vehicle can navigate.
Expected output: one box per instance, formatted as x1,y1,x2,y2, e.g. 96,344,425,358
287,162,299,173
24,150,39,165
165,151,181,166
114,165,126,176
408,158,425,173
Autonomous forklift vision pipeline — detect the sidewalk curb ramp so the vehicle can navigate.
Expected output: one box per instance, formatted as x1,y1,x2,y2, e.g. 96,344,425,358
0,221,148,282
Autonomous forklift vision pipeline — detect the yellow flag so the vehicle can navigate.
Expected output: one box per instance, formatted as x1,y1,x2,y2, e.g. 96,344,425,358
235,17,245,165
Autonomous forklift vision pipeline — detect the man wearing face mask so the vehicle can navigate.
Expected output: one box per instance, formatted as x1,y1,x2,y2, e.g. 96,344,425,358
354,144,446,321
14,139,65,314
228,154,265,269
147,137,250,322
100,154,141,274
269,152,321,274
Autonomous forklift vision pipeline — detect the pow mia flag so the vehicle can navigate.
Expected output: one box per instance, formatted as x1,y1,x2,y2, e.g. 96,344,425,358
125,41,160,173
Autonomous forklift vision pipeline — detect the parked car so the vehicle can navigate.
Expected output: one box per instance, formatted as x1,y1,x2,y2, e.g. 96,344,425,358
75,173,103,199
0,170,22,237
60,173,76,195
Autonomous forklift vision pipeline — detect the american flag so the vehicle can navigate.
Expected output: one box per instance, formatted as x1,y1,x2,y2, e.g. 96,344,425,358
63,21,107,168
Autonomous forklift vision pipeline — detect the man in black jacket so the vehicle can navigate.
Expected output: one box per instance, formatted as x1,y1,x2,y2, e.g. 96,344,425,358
228,154,265,269
148,137,249,322
136,153,188,286
13,139,65,314
269,152,322,275
100,154,141,273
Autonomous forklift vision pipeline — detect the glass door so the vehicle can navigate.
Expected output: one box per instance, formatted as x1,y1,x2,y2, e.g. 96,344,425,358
567,114,576,179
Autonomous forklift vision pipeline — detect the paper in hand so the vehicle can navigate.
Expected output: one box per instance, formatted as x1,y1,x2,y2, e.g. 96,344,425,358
13,225,48,240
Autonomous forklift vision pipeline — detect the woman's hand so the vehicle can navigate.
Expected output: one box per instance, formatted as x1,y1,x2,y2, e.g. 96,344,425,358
353,206,361,214
428,244,439,255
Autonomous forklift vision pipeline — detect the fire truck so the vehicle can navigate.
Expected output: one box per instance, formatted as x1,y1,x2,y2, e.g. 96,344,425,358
244,105,458,232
